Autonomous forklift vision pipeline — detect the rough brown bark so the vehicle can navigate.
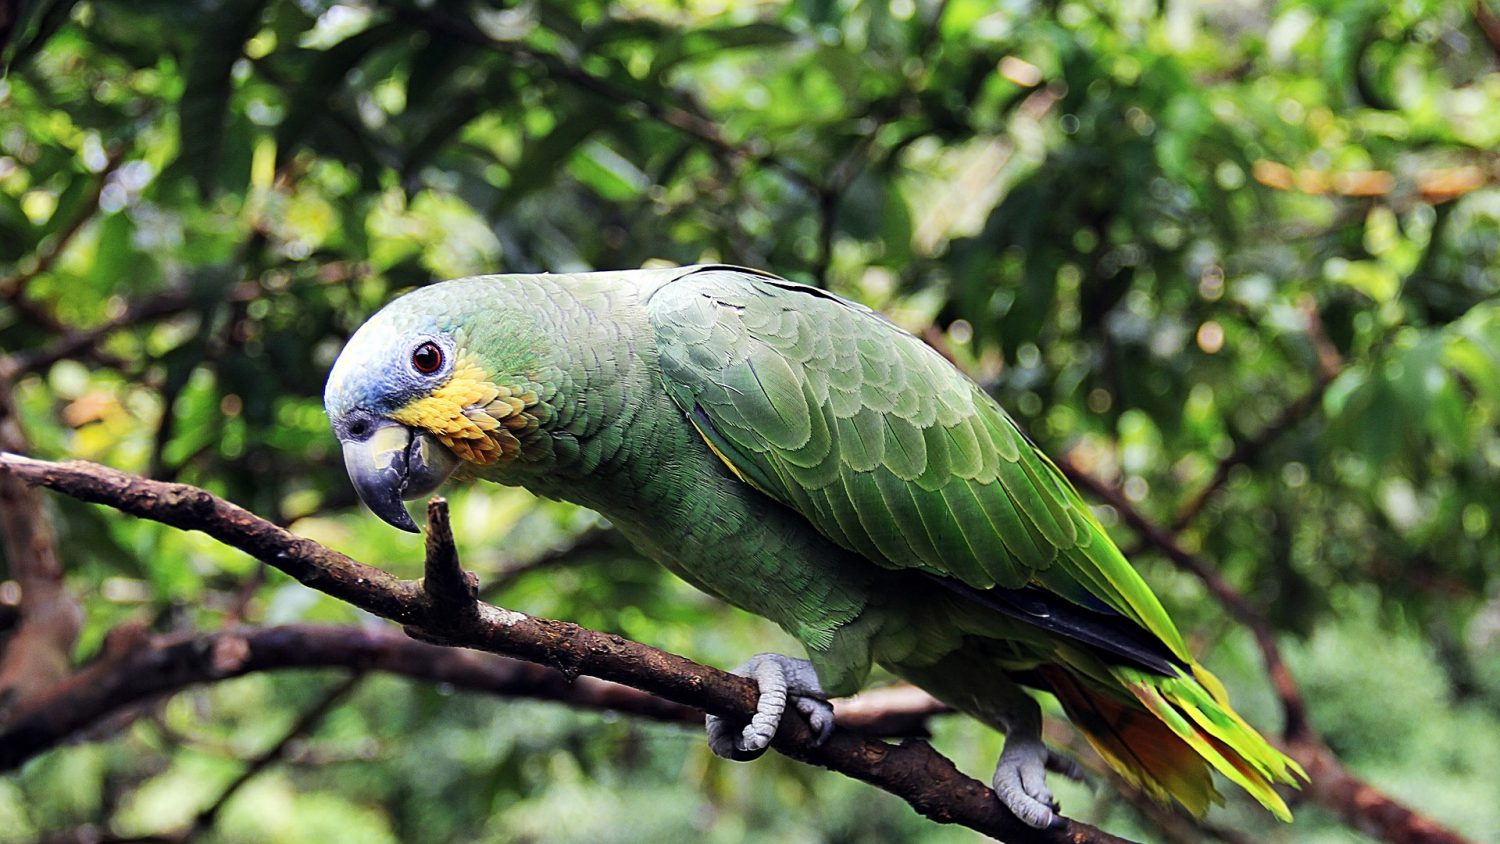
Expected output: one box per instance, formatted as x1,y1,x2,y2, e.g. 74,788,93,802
0,454,1132,844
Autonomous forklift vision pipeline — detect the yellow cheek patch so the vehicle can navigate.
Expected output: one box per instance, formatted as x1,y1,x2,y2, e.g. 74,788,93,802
389,356,539,466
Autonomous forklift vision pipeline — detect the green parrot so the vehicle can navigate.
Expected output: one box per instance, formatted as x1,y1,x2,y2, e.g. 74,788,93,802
324,265,1305,828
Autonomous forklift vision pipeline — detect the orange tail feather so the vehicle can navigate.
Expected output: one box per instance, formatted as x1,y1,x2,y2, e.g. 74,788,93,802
1041,666,1222,816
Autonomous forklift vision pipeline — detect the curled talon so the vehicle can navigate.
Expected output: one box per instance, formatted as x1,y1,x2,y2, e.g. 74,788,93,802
795,696,836,746
994,736,1059,829
707,711,767,761
704,653,828,759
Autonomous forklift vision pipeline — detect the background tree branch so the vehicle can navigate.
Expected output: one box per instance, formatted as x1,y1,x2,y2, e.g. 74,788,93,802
0,453,1133,844
180,673,366,843
0,621,959,773
0,380,81,713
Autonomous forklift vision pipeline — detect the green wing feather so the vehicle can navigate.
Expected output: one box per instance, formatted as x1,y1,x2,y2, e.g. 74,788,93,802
647,267,1190,663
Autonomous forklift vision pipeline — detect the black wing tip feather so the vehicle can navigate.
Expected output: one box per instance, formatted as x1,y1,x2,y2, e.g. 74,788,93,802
930,575,1188,677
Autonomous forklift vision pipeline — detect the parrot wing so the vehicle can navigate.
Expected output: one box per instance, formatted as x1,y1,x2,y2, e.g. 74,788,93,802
647,266,1192,665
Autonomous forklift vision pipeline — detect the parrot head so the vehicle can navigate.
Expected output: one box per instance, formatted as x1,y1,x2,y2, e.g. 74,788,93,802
323,280,544,532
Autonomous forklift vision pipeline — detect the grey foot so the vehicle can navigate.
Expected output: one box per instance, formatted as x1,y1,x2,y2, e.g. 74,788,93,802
994,735,1066,829
706,653,834,761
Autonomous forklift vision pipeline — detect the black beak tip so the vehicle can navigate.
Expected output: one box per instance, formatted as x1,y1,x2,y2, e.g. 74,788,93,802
391,510,422,533
368,496,422,533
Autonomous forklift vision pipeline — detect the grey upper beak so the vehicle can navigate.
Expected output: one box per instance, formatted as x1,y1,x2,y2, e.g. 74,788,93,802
340,419,459,532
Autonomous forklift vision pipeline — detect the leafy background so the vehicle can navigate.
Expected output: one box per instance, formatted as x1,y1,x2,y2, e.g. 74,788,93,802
2,0,1499,841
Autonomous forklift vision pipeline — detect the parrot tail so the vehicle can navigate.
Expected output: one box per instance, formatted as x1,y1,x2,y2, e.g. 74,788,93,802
1039,663,1307,820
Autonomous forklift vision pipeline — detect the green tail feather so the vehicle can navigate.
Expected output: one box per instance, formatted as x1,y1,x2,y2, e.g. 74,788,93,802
1120,665,1307,821
1046,646,1306,821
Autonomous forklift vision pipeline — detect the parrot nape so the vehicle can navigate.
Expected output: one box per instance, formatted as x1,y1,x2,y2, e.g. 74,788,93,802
323,265,1305,828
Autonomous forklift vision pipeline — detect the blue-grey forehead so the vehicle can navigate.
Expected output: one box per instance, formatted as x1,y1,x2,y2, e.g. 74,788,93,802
323,299,442,419
323,277,509,419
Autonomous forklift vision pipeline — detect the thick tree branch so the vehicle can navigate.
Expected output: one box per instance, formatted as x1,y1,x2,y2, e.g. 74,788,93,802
1289,738,1472,844
0,454,1130,844
0,624,682,768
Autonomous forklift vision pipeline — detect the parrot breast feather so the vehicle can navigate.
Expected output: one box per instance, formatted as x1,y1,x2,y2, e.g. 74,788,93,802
647,267,1191,664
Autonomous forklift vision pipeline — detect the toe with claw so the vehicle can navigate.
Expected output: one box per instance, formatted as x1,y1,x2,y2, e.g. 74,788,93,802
705,653,833,761
994,734,1067,830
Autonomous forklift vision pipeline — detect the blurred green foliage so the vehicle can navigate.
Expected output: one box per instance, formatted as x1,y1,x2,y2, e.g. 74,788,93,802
2,0,1499,841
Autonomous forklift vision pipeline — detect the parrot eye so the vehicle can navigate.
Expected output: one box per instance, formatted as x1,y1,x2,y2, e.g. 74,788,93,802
411,341,444,375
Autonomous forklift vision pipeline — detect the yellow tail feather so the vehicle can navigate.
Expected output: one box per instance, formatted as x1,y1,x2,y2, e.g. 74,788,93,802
1042,666,1222,816
1041,662,1305,821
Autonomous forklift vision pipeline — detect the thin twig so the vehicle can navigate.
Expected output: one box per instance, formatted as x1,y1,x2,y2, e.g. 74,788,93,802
1059,457,1310,739
1475,1,1500,62
478,526,618,597
396,7,821,195
420,497,478,610
1,287,213,379
1167,299,1344,532
0,146,129,308
1167,382,1328,532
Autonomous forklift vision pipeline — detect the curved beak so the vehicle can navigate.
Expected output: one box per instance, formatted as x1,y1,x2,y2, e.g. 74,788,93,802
339,420,459,532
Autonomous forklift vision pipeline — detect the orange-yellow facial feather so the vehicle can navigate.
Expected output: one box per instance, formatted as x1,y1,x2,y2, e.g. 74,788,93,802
389,355,538,466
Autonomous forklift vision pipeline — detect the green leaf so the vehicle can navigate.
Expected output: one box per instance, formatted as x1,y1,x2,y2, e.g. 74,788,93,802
568,140,647,202
274,20,407,160
497,107,604,205
171,0,271,199
2,0,81,72
0,192,37,261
